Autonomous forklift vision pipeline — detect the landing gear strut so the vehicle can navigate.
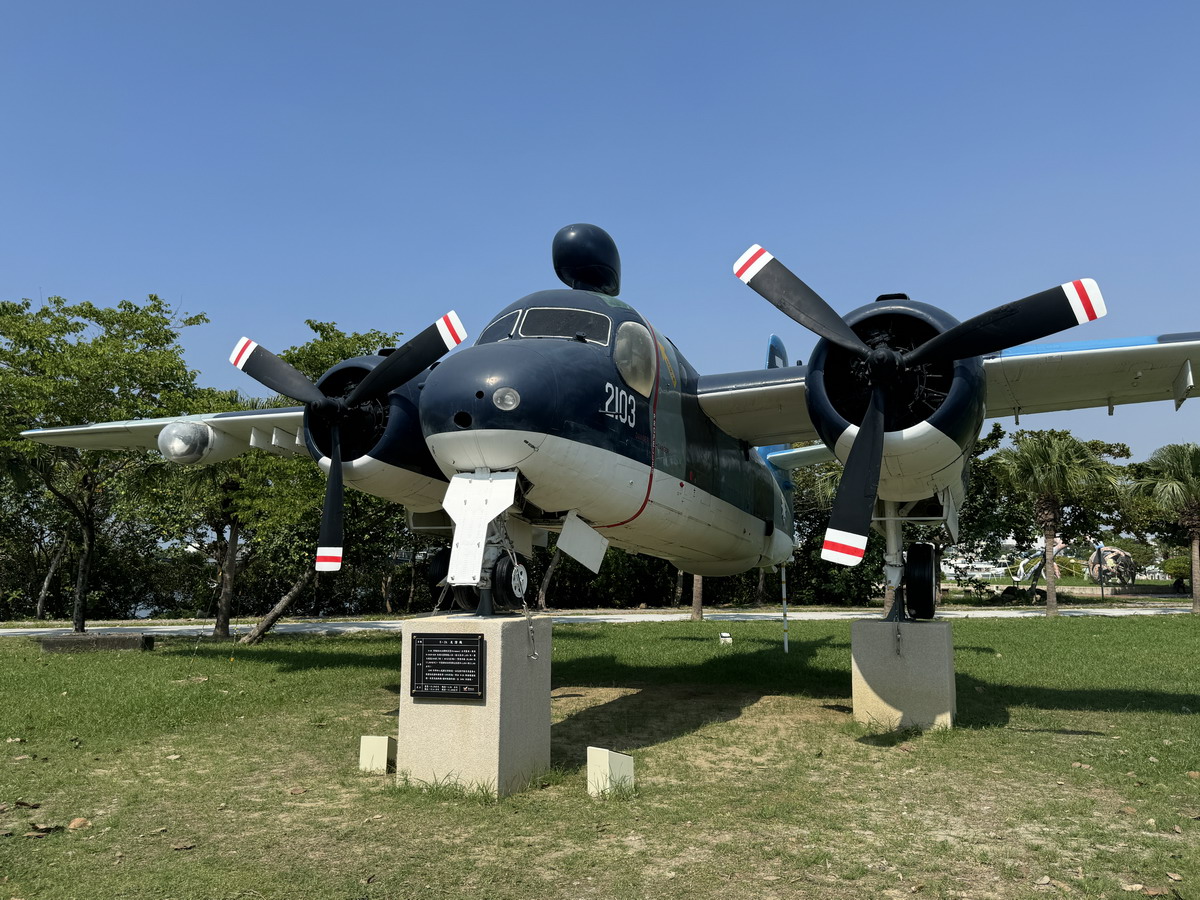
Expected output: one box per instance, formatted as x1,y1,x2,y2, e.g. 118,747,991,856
880,500,939,622
443,518,529,615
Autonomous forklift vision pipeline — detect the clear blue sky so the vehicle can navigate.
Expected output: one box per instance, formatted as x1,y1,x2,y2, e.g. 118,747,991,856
3,1,1197,460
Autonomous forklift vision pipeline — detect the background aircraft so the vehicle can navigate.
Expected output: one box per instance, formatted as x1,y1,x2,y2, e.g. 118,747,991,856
24,225,1200,618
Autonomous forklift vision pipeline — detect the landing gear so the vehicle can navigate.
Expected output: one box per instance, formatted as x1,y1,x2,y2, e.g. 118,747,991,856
903,542,938,620
493,554,529,607
448,554,529,612
880,500,942,622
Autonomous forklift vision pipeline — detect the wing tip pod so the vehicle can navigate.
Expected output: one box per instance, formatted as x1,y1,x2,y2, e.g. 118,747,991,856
733,245,773,283
1063,278,1106,324
821,528,868,567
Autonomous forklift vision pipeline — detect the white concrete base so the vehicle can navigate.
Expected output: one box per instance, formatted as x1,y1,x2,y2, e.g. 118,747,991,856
851,620,956,731
396,614,551,797
587,747,635,797
359,735,396,774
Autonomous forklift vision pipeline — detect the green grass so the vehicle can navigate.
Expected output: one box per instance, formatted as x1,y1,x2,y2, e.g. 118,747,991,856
2,617,1198,899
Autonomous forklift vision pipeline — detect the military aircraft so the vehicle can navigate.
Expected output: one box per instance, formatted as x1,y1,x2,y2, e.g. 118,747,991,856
23,224,1200,618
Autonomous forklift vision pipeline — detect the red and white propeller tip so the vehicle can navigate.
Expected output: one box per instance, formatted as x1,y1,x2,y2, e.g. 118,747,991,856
436,311,467,350
734,245,774,284
230,337,258,370
1062,279,1105,324
821,528,868,567
316,546,343,572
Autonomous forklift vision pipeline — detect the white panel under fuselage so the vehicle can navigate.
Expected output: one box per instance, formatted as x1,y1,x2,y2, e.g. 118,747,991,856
427,429,790,575
832,420,968,502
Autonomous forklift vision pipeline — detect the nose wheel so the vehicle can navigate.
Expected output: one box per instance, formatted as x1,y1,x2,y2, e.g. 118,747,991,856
449,554,529,612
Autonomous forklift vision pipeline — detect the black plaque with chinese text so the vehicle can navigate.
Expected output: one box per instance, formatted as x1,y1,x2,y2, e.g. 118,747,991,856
410,633,486,700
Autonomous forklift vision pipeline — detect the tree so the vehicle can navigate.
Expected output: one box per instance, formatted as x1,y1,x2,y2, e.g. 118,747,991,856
786,455,885,606
1132,443,1200,614
0,296,206,631
117,395,261,639
690,574,703,620
992,430,1121,616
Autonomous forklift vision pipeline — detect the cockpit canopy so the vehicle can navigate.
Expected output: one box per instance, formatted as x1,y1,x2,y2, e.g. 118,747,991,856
475,294,658,398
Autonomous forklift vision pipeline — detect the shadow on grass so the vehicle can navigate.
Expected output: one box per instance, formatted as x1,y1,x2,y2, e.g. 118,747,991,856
159,633,402,674
551,684,764,770
160,627,1197,745
551,634,848,768
955,680,1198,728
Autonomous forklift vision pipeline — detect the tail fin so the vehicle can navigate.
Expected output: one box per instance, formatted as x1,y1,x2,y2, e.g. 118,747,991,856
758,334,793,487
766,334,788,369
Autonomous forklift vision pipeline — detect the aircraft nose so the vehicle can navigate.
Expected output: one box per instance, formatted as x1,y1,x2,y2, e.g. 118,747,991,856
419,342,558,473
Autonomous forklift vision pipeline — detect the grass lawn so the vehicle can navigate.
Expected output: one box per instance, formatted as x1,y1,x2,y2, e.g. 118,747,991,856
2,616,1197,899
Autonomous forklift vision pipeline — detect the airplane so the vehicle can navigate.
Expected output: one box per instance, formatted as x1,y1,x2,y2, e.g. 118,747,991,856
22,224,1200,619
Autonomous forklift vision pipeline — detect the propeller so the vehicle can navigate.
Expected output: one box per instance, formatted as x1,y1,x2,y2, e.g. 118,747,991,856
229,311,467,571
735,244,1106,565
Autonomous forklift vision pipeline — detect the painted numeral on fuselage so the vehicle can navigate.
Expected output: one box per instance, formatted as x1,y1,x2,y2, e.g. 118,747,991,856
603,382,636,428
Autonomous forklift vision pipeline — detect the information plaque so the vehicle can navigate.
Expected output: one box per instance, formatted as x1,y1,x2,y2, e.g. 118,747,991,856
410,633,487,700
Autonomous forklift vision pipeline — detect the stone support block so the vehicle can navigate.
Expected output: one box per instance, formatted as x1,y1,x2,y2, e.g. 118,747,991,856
851,620,956,731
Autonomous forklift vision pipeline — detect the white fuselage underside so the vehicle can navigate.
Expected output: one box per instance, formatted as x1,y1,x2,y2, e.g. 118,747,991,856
416,429,792,575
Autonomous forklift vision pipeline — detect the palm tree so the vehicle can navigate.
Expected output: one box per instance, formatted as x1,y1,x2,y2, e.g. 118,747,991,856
993,431,1118,616
1133,443,1200,615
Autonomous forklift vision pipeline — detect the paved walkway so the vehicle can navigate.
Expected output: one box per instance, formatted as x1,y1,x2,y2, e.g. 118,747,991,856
0,605,1191,639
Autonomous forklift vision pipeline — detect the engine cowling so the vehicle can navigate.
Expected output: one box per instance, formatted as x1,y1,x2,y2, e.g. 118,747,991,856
301,355,448,511
805,298,986,502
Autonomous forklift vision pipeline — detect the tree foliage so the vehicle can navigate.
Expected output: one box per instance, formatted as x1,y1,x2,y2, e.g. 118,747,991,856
992,429,1122,615
1131,442,1200,613
0,295,207,629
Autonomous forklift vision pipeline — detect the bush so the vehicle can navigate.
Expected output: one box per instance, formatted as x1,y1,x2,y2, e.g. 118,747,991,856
1161,556,1192,580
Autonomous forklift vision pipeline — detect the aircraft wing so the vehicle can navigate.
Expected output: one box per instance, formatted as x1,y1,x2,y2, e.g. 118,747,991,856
695,366,817,445
21,407,308,457
984,332,1200,418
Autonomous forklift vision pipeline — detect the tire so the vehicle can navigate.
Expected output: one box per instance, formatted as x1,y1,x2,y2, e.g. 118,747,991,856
452,586,479,611
426,547,451,592
904,542,938,620
493,556,529,609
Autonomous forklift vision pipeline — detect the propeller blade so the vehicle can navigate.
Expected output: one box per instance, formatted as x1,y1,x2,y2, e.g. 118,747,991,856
315,422,344,572
230,337,327,406
345,311,468,405
822,386,886,567
904,279,1106,367
734,245,870,357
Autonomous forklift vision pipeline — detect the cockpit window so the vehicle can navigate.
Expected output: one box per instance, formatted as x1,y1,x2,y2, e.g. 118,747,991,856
475,310,520,345
518,307,612,345
614,321,656,397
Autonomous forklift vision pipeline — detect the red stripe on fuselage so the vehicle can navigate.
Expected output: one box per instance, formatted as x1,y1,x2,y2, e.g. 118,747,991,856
735,246,768,280
598,319,661,529
1073,279,1097,321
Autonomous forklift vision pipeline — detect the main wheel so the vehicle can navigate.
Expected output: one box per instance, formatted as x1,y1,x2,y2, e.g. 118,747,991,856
426,547,451,593
904,542,938,620
493,555,529,609
452,586,479,611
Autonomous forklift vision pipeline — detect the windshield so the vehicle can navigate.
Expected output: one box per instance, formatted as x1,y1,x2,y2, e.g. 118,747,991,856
518,307,612,345
475,310,520,345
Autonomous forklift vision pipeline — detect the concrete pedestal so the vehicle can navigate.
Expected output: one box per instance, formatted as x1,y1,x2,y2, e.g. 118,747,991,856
396,614,551,797
851,620,956,731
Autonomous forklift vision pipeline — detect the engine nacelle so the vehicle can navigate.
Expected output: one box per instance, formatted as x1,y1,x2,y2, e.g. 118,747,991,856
302,354,448,512
806,299,986,502
157,420,244,466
